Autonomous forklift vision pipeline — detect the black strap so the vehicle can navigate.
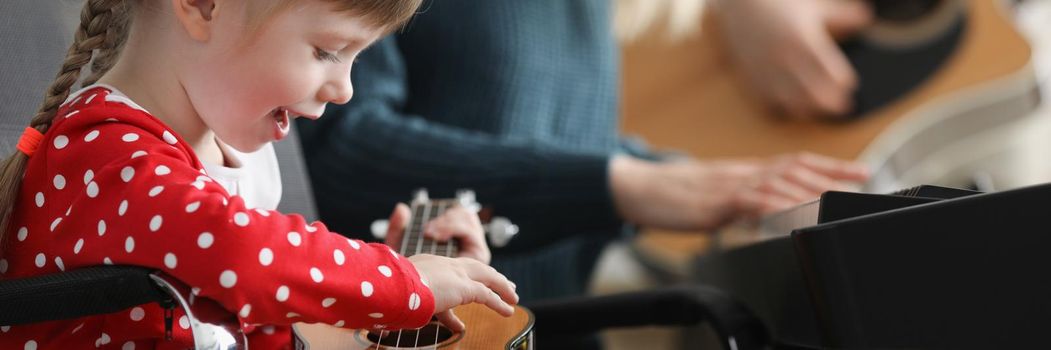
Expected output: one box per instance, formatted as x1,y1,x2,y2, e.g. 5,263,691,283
0,266,170,325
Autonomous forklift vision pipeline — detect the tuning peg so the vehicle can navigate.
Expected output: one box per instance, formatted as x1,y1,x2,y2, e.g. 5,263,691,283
371,219,389,239
456,190,481,212
486,216,518,247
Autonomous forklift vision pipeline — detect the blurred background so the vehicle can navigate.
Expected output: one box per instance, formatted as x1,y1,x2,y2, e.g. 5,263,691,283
595,0,1051,348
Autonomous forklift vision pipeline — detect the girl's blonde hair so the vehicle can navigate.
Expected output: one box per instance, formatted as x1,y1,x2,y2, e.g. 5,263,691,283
0,0,421,249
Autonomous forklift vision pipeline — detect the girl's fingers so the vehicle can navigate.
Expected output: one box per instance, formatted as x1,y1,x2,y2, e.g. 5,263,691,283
435,310,465,333
462,259,518,306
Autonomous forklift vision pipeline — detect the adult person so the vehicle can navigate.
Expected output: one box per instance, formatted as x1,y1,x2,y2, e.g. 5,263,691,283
298,0,871,304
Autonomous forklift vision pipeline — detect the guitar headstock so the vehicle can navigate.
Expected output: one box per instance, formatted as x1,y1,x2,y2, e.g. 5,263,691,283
373,189,517,248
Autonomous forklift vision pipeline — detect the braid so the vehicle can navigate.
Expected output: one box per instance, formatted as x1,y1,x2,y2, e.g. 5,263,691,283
84,0,131,87
0,0,129,248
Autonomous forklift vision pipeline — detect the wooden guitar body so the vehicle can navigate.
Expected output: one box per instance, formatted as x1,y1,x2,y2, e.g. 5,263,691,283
293,304,534,350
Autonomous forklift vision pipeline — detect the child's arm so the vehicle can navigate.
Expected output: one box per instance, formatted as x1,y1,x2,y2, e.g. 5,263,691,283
57,118,434,330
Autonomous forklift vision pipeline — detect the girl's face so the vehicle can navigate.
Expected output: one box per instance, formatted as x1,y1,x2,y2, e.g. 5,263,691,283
182,0,381,152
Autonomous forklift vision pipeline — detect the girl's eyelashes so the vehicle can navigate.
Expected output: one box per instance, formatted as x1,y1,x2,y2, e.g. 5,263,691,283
314,47,342,63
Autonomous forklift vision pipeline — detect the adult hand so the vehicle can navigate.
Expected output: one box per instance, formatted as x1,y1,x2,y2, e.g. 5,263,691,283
384,203,490,264
713,0,873,118
610,152,869,230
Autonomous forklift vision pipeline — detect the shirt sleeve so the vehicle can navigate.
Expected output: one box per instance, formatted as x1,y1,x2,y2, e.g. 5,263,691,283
56,109,435,330
298,37,624,253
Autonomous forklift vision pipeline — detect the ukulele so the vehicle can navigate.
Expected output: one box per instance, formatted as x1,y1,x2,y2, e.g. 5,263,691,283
293,190,535,350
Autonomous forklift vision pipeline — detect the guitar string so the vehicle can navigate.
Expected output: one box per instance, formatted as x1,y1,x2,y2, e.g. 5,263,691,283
397,199,433,349
423,201,450,349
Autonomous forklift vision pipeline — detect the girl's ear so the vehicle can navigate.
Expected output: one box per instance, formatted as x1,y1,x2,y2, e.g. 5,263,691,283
172,0,220,42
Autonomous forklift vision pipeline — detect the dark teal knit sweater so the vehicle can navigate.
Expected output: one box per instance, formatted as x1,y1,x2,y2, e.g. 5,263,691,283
299,0,644,301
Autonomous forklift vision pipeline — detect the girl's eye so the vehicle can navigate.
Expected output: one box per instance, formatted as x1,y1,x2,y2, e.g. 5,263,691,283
314,47,341,63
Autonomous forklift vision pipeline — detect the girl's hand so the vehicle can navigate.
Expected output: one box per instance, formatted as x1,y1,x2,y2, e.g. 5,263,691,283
408,254,519,332
385,203,491,264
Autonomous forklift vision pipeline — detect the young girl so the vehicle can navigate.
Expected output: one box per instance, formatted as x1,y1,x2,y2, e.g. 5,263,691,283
0,0,518,348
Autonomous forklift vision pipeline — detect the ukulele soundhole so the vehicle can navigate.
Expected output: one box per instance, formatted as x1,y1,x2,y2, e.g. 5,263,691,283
364,322,460,348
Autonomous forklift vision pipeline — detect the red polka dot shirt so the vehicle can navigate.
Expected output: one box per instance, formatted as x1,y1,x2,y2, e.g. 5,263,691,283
0,86,435,349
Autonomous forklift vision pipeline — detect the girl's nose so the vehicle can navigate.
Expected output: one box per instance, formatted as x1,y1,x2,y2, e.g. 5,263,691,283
321,76,353,105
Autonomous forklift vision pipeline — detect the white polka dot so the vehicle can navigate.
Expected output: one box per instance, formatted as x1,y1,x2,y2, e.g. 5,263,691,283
234,212,250,227
103,257,113,265
74,239,84,254
287,232,302,246
322,298,336,308
149,215,163,232
191,287,201,296
389,248,400,259
50,217,62,231
154,165,171,176
130,307,145,321
34,253,45,268
122,133,139,142
258,248,273,266
197,232,214,249
239,304,252,318
196,175,213,183
286,312,300,318
333,249,345,265
420,277,429,288
191,181,205,190
65,205,72,216
409,293,421,310
305,224,318,233
122,341,135,350
179,315,189,329
83,169,94,184
378,265,393,277
35,192,44,207
120,167,135,182
254,208,270,217
53,174,66,190
97,220,106,236
83,130,100,142
131,150,147,158
276,285,290,302
54,257,64,271
368,313,384,319
348,239,361,250
24,340,37,350
125,237,135,253
16,227,27,241
64,110,80,118
0,325,8,332
310,267,324,283
53,135,69,149
98,332,110,345
164,253,177,269
0,259,7,274
333,320,345,328
261,326,276,335
361,281,374,297
219,270,237,288
118,200,128,216
162,131,178,145
148,186,164,197
85,93,97,104
222,198,228,206
185,201,201,213
86,181,99,198
71,323,83,333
